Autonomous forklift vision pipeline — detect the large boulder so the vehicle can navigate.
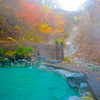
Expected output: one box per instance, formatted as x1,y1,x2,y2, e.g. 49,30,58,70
68,96,85,100
15,54,25,61
54,69,69,77
4,55,15,63
82,92,90,97
79,82,90,95
14,59,28,67
1,59,11,66
25,56,31,61
0,52,3,56
0,53,4,62
66,72,87,88
0,54,12,66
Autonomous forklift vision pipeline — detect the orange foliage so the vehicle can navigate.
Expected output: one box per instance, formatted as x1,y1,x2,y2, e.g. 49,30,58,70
97,78,100,80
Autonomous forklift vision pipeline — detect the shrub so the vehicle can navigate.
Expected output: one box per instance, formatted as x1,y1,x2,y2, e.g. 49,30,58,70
4,55,15,62
15,45,33,56
15,45,25,54
53,39,66,46
64,57,71,63
23,47,33,56
0,48,4,54
5,51,15,56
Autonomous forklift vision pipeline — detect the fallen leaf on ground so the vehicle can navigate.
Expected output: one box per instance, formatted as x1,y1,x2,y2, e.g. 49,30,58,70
84,72,88,74
81,69,85,71
97,78,100,79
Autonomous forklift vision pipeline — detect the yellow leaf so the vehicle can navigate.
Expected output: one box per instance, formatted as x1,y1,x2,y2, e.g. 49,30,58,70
0,30,4,34
2,16,7,22
73,28,77,31
30,37,35,41
40,23,49,32
42,5,50,13
0,40,5,42
81,44,84,46
44,27,52,34
22,37,25,41
15,25,21,30
8,37,16,41
60,29,64,32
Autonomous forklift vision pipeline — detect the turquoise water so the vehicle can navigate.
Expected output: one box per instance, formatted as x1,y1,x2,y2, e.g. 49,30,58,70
0,65,79,100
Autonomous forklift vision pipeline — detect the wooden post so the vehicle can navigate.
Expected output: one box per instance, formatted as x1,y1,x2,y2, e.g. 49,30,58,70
56,41,58,60
60,42,64,60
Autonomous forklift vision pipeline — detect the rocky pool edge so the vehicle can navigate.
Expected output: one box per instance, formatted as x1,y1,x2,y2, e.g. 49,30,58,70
39,64,98,100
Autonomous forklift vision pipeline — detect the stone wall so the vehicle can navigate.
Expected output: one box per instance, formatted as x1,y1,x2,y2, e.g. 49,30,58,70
37,43,62,60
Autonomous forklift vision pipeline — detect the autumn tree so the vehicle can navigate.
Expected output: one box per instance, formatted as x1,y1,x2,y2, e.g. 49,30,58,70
71,0,100,63
0,0,71,44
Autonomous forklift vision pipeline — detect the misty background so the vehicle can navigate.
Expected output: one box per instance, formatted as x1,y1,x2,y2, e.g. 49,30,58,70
0,0,100,64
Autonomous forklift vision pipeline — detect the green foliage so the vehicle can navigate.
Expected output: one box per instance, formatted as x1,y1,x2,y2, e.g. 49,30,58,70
0,45,33,57
53,39,66,46
15,45,25,54
15,45,33,56
53,39,59,45
60,40,66,46
0,48,4,54
5,51,15,56
23,47,33,56
64,57,71,63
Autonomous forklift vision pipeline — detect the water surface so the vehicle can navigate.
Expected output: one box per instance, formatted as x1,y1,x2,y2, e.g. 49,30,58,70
0,65,79,100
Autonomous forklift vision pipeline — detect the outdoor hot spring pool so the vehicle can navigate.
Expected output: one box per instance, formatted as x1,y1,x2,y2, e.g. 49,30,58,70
0,64,80,100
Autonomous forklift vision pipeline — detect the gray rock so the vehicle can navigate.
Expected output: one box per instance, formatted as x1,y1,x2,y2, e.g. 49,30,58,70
82,92,90,97
1,60,11,66
0,52,3,56
39,65,54,71
25,56,31,61
68,96,85,100
49,60,62,64
54,69,69,77
66,72,87,88
15,54,25,61
30,61,34,66
0,52,4,62
79,83,90,95
43,60,50,63
14,60,28,67
4,55,15,63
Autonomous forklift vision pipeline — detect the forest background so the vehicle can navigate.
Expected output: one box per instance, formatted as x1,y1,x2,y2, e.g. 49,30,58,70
0,0,100,64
